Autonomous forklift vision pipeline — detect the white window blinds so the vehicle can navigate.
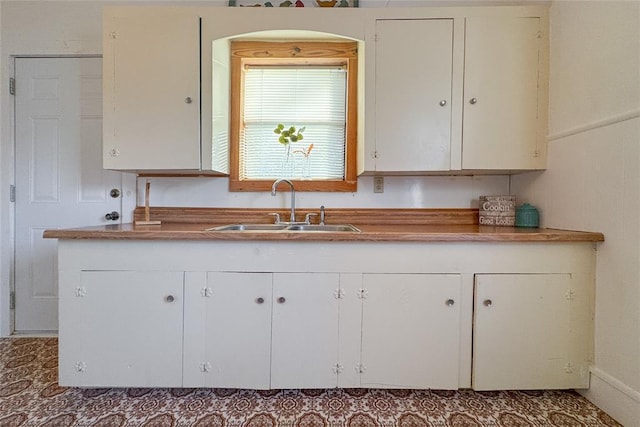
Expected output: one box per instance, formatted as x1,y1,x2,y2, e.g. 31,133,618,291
241,66,347,180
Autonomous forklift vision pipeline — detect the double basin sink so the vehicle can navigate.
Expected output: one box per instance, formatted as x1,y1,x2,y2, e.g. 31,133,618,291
208,223,361,232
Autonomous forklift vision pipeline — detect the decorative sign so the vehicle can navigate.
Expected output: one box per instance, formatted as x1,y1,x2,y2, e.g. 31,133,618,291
229,0,358,7
479,195,516,226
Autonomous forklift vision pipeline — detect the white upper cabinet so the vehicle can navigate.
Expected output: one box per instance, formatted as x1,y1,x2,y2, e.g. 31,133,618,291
367,11,548,173
101,6,547,173
374,19,454,172
462,17,545,170
102,12,203,172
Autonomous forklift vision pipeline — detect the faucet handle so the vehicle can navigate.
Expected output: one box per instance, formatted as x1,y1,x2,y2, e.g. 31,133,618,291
304,212,318,225
268,213,281,224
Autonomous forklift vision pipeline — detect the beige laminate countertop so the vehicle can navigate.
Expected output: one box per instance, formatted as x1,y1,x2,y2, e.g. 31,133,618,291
43,222,605,243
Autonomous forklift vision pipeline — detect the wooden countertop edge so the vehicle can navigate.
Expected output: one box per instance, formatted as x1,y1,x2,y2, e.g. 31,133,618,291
42,226,605,243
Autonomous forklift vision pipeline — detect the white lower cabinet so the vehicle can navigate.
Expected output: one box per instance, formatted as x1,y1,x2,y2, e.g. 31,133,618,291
271,273,340,389
56,240,595,389
473,274,590,390
183,272,272,389
183,271,358,389
359,274,462,389
59,271,184,387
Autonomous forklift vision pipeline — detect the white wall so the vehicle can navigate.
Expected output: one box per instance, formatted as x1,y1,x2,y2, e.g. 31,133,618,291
512,2,640,425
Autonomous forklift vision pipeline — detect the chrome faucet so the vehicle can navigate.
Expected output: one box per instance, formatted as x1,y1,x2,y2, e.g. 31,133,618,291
271,178,297,223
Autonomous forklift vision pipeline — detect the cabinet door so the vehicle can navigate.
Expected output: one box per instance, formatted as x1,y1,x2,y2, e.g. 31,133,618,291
473,274,578,390
374,19,453,172
271,273,340,389
103,14,200,170
59,271,184,387
183,272,272,389
462,17,542,170
360,274,461,389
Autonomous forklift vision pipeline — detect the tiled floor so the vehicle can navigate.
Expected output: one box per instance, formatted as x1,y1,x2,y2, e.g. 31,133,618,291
0,337,622,426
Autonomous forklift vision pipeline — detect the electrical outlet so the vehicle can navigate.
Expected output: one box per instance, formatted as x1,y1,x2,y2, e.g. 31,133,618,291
373,176,384,193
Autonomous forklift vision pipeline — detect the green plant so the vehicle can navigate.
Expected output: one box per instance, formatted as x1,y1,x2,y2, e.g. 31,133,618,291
274,123,305,144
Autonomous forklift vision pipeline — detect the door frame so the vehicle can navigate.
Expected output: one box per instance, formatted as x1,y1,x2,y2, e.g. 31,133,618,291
1,55,136,336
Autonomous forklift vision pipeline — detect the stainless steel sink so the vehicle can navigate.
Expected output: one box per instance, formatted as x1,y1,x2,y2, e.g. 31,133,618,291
284,224,361,232
207,224,289,231
207,223,360,232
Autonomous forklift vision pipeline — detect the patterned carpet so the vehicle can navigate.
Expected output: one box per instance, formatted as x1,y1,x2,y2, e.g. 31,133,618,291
0,338,622,427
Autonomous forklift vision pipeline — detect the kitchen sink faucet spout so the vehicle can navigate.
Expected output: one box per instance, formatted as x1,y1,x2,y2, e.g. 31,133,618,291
271,178,296,223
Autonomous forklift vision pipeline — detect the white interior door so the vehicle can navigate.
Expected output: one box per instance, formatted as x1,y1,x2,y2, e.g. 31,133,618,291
14,57,122,332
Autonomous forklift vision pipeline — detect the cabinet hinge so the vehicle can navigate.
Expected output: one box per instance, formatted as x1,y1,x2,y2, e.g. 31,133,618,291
75,286,87,297
9,185,15,202
355,363,367,374
332,363,344,374
334,288,345,299
565,290,575,301
9,77,15,96
200,362,212,373
564,362,574,374
9,291,15,310
357,288,368,299
201,287,213,298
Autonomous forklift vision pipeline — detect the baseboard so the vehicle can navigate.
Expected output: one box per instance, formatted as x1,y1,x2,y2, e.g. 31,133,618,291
578,367,640,427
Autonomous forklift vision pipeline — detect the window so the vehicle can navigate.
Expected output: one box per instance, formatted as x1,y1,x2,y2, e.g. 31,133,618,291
229,41,358,191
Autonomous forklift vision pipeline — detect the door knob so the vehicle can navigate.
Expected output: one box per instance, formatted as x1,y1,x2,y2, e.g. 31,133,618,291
469,98,478,105
277,297,286,304
110,188,121,198
105,211,120,221
483,299,493,307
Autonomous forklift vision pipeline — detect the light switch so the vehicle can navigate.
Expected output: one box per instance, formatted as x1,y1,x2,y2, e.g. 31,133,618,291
373,176,384,193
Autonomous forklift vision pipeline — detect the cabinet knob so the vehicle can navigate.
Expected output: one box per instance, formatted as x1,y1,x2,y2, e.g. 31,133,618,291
165,295,175,303
445,299,455,306
256,297,265,304
277,296,286,304
469,97,478,105
483,299,492,307
439,100,447,107
185,97,193,104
